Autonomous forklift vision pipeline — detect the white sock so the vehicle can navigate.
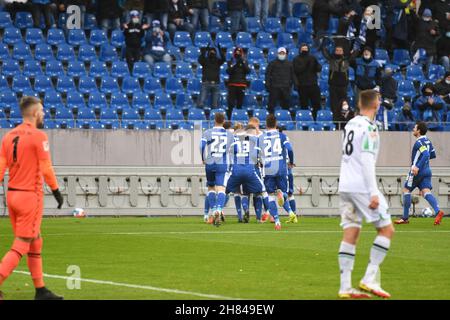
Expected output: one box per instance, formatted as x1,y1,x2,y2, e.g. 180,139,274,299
338,241,356,292
363,235,391,284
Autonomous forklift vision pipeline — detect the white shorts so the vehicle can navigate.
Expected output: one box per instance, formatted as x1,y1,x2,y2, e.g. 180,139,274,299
339,192,392,229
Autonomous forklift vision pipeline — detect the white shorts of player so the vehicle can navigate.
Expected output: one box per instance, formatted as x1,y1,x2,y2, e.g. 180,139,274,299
339,192,392,229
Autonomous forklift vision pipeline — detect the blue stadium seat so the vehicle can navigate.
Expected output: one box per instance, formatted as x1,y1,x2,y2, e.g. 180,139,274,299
100,76,120,94
78,44,97,62
3,27,22,45
188,108,206,121
144,109,162,121
406,65,425,82
264,18,282,34
110,30,125,48
165,77,184,95
1,59,20,77
242,94,258,108
47,28,66,45
0,119,13,129
154,92,173,110
99,44,118,62
295,110,314,129
89,60,108,78
267,47,277,63
110,92,130,110
25,28,44,45
186,78,201,96
298,30,313,45
397,80,416,97
143,77,162,94
211,0,228,17
68,29,87,46
54,120,75,129
12,43,32,61
246,17,261,34
209,15,222,33
56,43,75,61
0,75,9,91
173,31,192,47
35,43,54,62
44,90,62,107
132,62,151,79
308,123,325,131
67,60,86,77
121,76,141,94
121,108,140,120
14,12,33,29
215,31,234,48
165,109,184,128
176,121,194,130
44,120,57,129
275,109,292,121
0,90,18,108
374,48,390,66
184,46,201,64
45,60,64,77
34,75,54,93
285,17,302,34
12,75,32,93
56,75,75,93
78,75,97,94
89,29,107,47
255,32,274,49
23,59,43,78
293,2,310,18
67,91,86,108
166,45,182,61
317,109,333,122
8,106,22,119
84,13,98,30
427,64,445,81
153,62,172,79
100,108,118,120
194,31,212,48
236,32,253,48
247,47,265,65
0,43,10,60
231,109,248,122
249,79,267,96
132,92,149,109
111,60,130,78
88,91,107,109
0,12,12,29
277,33,294,48
76,108,96,120
327,17,339,35
175,62,193,80
253,109,269,123
55,108,74,120
175,93,193,109
393,49,411,67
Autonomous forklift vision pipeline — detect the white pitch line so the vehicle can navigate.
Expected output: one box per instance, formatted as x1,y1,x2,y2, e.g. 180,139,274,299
13,270,244,300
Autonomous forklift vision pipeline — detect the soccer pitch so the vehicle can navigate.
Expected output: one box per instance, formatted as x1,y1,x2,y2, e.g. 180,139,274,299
0,216,449,300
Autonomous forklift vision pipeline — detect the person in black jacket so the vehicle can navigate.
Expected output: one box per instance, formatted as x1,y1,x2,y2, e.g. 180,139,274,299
144,0,169,30
434,72,450,105
227,47,250,116
436,29,450,72
227,0,247,34
412,9,440,75
312,0,340,40
293,44,322,120
98,0,122,33
380,66,398,103
186,0,209,31
265,47,296,114
124,10,149,70
198,45,226,109
167,0,195,41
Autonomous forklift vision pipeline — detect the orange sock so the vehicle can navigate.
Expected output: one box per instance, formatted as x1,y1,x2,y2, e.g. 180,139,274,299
27,237,45,289
0,239,30,286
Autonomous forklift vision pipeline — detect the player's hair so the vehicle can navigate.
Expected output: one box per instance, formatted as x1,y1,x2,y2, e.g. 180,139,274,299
359,89,380,110
415,121,428,135
266,114,277,129
214,112,225,124
248,117,260,125
223,121,232,130
234,122,243,130
19,96,41,115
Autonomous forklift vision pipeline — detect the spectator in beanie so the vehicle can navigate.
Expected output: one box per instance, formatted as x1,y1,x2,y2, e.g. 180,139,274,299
122,0,145,23
124,10,149,70
226,47,250,117
143,20,172,69
167,0,195,41
198,44,226,109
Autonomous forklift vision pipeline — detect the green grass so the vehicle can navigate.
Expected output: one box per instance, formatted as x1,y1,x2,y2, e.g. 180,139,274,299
0,216,449,300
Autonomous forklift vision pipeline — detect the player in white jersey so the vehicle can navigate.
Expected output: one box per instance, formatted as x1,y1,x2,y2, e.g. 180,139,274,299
337,89,395,299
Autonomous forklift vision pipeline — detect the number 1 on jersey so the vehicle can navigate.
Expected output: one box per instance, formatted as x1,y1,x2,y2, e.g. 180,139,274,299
12,136,20,162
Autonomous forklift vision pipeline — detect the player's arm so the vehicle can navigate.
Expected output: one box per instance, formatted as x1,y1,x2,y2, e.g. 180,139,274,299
361,130,379,208
0,140,8,182
200,131,208,164
284,136,294,166
430,143,437,160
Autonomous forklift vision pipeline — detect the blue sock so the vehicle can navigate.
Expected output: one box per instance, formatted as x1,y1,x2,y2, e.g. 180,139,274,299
269,198,280,223
207,191,217,212
241,195,249,212
289,196,296,213
204,196,210,215
216,192,226,211
262,193,269,211
254,195,262,220
224,194,230,207
424,192,440,215
283,198,292,214
403,193,411,220
234,195,242,220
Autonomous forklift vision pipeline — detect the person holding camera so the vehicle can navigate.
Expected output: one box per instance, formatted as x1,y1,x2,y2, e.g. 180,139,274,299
198,45,226,110
226,47,250,117
143,20,172,69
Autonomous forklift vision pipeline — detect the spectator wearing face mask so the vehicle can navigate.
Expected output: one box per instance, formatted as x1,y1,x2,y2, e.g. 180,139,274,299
122,0,145,23
143,20,172,69
412,9,440,74
226,47,251,116
415,83,445,129
395,101,415,131
124,10,149,70
198,45,226,109
355,47,382,101
434,71,450,105
337,9,358,56
436,28,450,72
265,47,296,114
380,66,398,104
293,43,322,120
420,0,450,34
337,99,355,130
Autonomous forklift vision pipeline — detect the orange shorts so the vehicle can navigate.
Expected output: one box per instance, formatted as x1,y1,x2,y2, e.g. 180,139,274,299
7,190,43,239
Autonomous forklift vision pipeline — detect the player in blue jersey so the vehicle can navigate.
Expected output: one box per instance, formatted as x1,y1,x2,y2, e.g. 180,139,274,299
395,121,445,225
225,125,268,224
258,114,295,230
200,112,234,226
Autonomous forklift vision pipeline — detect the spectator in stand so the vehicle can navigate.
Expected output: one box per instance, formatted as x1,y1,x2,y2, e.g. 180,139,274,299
3,0,33,21
436,28,450,72
415,83,445,128
337,98,355,130
275,0,292,19
434,71,450,105
198,45,226,110
254,0,268,27
265,47,296,114
58,1,89,29
322,42,359,124
97,0,122,33
293,43,322,120
143,20,172,69
226,47,250,117
186,0,209,31
124,10,149,70
30,0,56,30
355,47,382,100
419,0,450,34
380,66,398,105
337,9,358,56
412,8,440,75
227,0,247,34
144,0,169,30
388,0,414,51
167,0,195,41
355,5,379,52
122,0,145,23
312,0,340,42
395,100,415,131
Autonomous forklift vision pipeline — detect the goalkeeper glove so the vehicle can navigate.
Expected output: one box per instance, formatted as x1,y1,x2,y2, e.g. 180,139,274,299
52,189,64,209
